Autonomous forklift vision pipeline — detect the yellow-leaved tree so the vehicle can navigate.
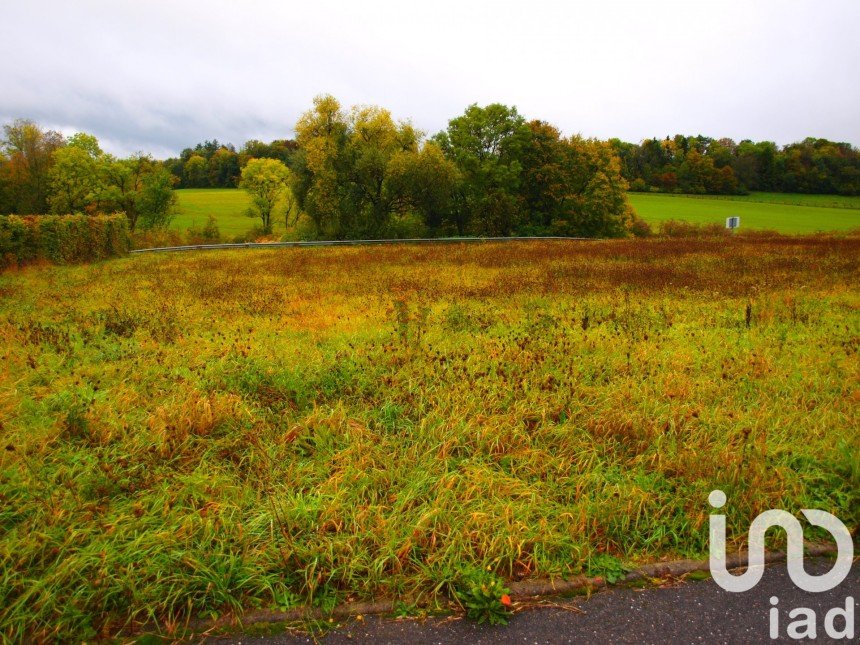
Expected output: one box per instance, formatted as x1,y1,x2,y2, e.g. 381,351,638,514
239,158,291,235
291,94,458,239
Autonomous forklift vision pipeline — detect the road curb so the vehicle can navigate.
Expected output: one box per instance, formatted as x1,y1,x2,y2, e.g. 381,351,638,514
190,542,838,635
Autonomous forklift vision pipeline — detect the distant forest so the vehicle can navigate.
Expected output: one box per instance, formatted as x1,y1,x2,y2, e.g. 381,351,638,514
163,139,296,191
610,136,860,196
166,134,860,197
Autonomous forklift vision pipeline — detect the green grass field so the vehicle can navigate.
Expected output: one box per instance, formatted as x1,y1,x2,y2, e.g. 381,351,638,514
710,191,860,209
172,189,253,236
628,192,860,234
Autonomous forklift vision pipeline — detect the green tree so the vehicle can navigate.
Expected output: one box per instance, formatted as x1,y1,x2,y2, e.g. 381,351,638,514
240,158,291,234
49,147,99,213
183,154,208,188
341,104,421,236
434,103,531,235
240,139,298,166
387,141,460,234
572,166,634,237
66,132,102,158
677,149,714,193
98,154,176,230
520,120,572,229
708,138,736,169
136,165,177,228
48,132,105,214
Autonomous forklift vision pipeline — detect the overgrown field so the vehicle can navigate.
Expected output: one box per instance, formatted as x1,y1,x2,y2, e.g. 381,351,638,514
1,237,858,639
628,192,860,233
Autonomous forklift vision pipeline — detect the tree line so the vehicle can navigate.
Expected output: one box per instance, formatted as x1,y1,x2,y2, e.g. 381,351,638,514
3,100,858,240
0,98,639,238
0,120,175,230
162,98,639,239
610,135,860,196
162,139,297,189
167,131,860,200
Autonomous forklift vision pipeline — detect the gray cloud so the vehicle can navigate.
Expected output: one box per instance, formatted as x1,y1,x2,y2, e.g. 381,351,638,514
2,0,859,157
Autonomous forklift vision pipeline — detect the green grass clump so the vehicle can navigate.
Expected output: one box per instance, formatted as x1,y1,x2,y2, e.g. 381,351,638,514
452,565,512,625
0,236,857,639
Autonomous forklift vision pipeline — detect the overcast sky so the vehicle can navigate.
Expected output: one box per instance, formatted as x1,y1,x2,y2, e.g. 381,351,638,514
1,0,858,157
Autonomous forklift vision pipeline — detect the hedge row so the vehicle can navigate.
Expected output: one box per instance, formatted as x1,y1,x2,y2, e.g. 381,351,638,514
0,214,130,269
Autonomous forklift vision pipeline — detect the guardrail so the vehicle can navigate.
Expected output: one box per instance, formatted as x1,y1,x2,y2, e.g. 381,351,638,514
130,236,598,254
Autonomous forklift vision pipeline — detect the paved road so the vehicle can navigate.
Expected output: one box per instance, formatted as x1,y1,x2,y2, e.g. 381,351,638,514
210,558,857,644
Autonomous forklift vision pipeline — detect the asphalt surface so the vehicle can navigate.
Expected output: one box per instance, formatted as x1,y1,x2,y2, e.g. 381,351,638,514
210,558,857,644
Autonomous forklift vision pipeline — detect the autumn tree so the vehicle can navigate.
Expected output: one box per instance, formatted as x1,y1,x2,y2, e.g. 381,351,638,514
0,123,176,227
292,94,457,238
163,141,246,188
562,136,635,237
519,123,634,237
0,150,12,214
0,119,65,213
240,158,291,234
207,147,241,187
291,95,348,236
604,133,860,195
